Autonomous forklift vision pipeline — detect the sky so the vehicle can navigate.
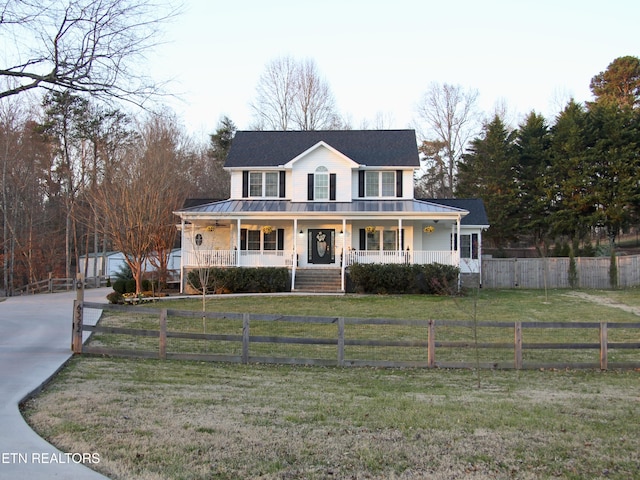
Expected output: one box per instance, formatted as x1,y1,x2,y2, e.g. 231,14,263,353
147,0,640,140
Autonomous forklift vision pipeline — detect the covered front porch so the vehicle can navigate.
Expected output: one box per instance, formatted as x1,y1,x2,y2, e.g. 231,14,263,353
175,199,470,292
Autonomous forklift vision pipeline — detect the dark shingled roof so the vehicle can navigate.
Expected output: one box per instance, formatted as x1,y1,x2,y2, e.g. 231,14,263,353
224,130,420,168
422,198,489,226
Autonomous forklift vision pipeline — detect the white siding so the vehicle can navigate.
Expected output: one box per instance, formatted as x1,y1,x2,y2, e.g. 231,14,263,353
229,171,243,199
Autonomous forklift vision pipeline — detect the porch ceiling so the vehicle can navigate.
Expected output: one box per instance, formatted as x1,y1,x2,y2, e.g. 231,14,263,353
175,199,468,220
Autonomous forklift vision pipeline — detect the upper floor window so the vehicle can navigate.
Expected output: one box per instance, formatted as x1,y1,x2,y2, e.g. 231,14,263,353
314,166,329,200
307,166,336,201
242,171,285,198
359,170,403,198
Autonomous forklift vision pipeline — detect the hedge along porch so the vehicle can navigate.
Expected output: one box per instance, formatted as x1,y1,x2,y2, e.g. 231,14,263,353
174,130,489,292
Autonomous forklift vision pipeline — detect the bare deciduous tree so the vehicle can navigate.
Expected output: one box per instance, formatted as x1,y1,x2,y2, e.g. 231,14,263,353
415,83,480,197
251,56,339,130
92,111,189,293
0,0,178,105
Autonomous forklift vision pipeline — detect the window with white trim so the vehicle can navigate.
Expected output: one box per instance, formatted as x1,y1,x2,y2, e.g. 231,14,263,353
247,172,280,198
314,166,329,200
453,233,479,259
363,171,398,198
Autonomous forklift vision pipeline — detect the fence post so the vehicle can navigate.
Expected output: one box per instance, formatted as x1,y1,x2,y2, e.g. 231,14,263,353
337,317,345,366
242,313,250,364
71,274,84,353
159,309,167,360
600,322,608,370
48,272,53,293
514,322,523,370
427,320,435,367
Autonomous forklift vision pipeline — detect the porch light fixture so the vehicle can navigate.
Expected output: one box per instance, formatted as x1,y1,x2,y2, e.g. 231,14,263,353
205,225,216,232
299,230,303,236
423,225,435,234
339,230,343,236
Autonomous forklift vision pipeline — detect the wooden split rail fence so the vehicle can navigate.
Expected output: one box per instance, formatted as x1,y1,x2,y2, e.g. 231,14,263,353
73,302,640,370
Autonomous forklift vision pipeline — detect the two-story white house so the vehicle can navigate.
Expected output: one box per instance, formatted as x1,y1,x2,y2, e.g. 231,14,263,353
174,130,489,292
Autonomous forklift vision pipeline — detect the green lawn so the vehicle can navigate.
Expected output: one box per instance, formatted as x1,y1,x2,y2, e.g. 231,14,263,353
86,289,640,368
23,289,640,479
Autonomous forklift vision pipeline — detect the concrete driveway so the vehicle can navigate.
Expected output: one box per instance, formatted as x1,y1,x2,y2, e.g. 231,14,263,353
0,288,111,479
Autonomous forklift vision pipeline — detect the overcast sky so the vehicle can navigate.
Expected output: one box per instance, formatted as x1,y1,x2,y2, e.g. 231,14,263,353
147,0,640,138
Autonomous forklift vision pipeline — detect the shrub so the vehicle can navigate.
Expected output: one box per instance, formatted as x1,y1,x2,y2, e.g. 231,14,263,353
112,279,127,294
187,267,290,294
348,263,459,295
106,291,124,304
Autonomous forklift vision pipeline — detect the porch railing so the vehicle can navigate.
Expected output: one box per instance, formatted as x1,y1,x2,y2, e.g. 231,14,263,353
183,249,457,269
183,250,295,268
344,250,456,266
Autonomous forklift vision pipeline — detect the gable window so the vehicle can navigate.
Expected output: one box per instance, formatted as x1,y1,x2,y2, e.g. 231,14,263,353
314,166,329,200
307,167,336,201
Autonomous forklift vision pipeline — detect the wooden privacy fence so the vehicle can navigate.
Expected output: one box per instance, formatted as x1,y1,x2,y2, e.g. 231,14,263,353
75,302,640,370
482,255,640,289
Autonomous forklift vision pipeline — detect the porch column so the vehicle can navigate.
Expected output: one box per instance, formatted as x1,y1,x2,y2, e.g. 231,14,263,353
292,218,298,291
236,218,241,267
456,214,462,290
179,218,185,293
341,218,346,291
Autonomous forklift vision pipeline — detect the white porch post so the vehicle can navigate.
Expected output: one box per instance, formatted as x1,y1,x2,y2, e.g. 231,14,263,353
179,218,185,293
398,218,403,256
292,218,298,291
236,218,241,267
341,218,346,291
456,214,462,290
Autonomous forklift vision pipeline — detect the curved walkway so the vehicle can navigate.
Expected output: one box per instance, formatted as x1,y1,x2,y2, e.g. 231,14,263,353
0,288,110,479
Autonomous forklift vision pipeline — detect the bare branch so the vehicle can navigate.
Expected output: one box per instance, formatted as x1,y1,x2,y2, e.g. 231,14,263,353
1,0,181,106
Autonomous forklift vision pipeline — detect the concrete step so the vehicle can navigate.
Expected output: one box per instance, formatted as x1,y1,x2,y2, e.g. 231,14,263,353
294,269,343,292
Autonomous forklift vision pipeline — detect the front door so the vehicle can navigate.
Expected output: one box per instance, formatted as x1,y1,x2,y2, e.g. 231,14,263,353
309,229,335,264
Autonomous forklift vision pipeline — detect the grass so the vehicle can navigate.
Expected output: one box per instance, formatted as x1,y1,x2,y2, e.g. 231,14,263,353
22,288,640,479
23,358,640,480
86,289,640,367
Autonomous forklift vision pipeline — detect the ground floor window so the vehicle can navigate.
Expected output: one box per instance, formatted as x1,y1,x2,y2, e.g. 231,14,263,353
359,228,404,250
452,233,479,259
240,228,284,251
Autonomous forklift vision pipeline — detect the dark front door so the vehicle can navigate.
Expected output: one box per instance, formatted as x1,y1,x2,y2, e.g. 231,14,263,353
309,229,335,264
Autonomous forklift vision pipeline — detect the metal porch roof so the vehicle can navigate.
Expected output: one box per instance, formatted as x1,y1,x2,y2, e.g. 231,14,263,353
175,199,468,218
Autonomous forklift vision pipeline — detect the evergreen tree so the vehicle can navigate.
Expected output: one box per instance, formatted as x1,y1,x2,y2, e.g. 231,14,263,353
584,102,640,246
457,115,519,248
589,56,640,109
548,100,594,243
514,111,552,252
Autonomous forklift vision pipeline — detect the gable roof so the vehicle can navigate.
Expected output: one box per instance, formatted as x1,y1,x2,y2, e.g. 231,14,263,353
224,130,420,168
423,198,490,226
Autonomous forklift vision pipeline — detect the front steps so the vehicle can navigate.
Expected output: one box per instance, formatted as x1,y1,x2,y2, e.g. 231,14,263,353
293,268,343,293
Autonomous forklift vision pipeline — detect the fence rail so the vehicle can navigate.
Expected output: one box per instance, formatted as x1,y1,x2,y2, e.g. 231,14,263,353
20,275,109,295
76,302,640,370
